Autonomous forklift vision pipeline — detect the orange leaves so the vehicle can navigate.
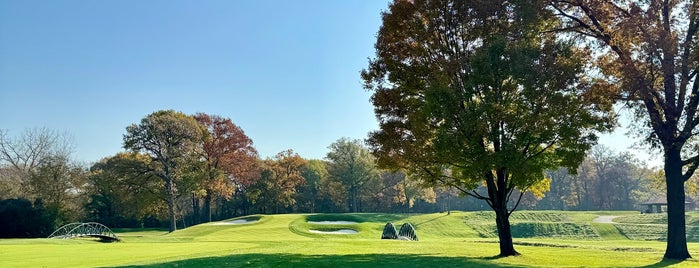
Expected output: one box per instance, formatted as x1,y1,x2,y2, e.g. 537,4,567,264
194,113,258,195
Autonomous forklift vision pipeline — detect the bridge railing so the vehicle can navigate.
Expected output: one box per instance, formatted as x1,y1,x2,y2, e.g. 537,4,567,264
48,222,120,241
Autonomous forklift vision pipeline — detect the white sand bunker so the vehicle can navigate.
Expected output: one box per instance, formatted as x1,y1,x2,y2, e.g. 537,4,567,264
307,221,357,225
309,229,358,234
212,219,258,225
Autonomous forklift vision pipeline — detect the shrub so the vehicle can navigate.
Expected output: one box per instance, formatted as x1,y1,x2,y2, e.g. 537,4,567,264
0,198,55,238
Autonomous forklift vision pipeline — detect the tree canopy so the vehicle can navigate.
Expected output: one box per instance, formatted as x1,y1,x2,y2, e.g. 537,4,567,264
550,0,699,259
326,138,378,213
194,113,258,222
363,0,613,256
123,110,205,232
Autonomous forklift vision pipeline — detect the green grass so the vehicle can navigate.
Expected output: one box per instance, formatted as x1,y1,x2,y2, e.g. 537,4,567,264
464,211,606,239
611,213,699,241
2,211,699,267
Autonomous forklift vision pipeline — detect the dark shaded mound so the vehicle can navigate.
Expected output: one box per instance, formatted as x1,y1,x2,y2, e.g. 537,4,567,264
381,222,398,239
398,223,418,241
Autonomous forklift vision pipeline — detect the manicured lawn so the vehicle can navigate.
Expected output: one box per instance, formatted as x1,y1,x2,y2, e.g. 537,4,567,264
2,211,699,267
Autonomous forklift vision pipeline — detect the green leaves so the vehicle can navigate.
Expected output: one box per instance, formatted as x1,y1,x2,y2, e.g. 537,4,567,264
364,0,612,209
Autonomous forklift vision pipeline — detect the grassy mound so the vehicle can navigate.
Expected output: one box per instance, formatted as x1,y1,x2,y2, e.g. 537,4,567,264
464,211,601,239
611,213,699,241
305,214,364,223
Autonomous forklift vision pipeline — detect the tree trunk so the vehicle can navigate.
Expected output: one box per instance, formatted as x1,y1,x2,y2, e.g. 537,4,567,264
204,194,212,222
494,204,519,257
664,148,691,260
191,193,200,225
166,178,177,233
349,186,358,213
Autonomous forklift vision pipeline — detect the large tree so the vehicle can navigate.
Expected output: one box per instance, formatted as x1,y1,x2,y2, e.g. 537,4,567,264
363,0,612,256
326,138,378,213
194,113,258,222
248,150,306,214
297,159,329,213
123,110,205,232
0,128,72,199
86,153,164,228
550,0,698,259
28,155,88,225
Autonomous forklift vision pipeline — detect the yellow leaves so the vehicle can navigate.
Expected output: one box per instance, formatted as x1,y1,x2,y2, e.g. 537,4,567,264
528,176,552,199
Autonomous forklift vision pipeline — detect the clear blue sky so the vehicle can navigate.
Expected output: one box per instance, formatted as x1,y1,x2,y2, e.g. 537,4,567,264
0,0,658,166
0,1,386,163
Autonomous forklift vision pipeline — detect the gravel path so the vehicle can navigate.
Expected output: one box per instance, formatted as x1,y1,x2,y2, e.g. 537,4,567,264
592,215,620,224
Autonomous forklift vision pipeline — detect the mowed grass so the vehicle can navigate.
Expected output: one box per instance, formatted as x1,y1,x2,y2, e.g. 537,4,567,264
2,211,699,267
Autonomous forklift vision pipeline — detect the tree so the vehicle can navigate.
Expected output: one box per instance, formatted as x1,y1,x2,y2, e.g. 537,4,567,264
303,160,348,212
537,168,575,210
0,198,54,238
297,159,328,212
363,0,612,256
326,138,378,213
194,113,258,222
589,146,645,210
248,150,305,214
28,155,88,226
123,110,205,232
550,0,698,259
557,146,648,210
394,172,436,213
0,128,72,199
86,153,164,228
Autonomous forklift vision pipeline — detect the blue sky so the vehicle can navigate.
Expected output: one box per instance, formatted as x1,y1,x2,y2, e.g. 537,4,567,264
0,1,658,166
0,1,386,162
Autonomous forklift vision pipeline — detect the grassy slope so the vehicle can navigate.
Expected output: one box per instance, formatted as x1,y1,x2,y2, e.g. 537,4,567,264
1,211,699,267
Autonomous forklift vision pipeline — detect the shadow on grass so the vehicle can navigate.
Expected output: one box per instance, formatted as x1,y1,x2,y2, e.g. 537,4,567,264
637,258,693,268
355,213,409,223
413,214,449,227
114,253,526,268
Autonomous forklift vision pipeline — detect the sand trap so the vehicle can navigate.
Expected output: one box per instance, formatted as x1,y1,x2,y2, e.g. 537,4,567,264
212,219,258,225
309,229,358,234
307,221,357,225
592,216,620,224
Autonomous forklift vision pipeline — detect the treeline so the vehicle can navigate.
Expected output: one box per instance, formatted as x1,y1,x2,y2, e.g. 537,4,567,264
0,111,686,237
532,146,689,211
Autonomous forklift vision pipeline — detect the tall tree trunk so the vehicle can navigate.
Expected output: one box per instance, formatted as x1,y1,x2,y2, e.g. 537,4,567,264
354,190,358,213
494,200,519,257
664,148,691,260
350,186,358,213
204,194,212,222
191,193,200,225
166,178,177,233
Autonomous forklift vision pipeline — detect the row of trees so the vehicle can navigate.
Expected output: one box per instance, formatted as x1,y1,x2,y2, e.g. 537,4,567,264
1,123,681,238
0,117,440,236
0,128,88,235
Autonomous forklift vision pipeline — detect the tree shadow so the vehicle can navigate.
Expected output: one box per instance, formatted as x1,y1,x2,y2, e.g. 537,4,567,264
636,258,696,268
413,214,449,227
355,213,409,223
112,253,527,268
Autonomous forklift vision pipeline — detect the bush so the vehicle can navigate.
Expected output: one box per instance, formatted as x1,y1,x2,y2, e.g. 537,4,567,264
0,198,55,238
